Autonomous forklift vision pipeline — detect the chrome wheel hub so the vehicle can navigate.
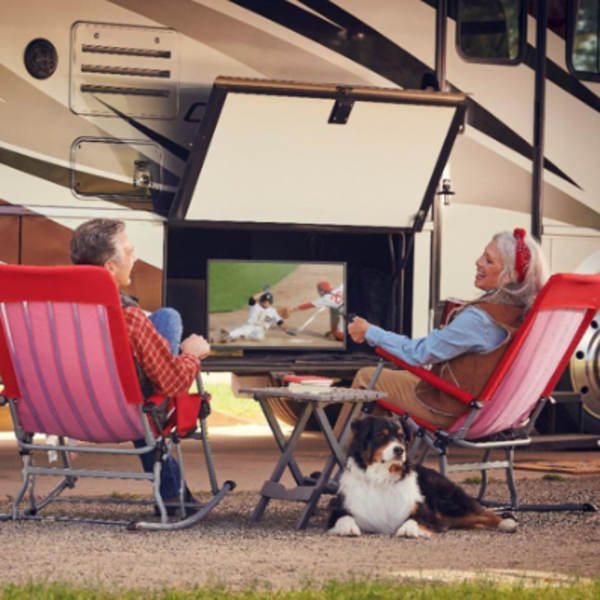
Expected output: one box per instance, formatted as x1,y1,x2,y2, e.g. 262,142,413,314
569,311,600,421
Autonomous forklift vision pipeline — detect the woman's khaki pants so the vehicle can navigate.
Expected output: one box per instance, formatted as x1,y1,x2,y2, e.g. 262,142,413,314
333,366,455,437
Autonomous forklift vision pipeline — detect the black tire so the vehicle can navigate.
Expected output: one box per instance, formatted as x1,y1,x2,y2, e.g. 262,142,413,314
269,397,342,431
536,399,600,435
535,368,584,434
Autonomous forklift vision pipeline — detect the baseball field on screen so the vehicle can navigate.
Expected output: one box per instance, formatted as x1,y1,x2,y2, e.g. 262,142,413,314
208,262,298,313
207,260,345,349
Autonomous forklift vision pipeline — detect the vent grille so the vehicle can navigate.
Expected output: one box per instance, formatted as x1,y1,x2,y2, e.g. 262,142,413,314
81,44,172,59
81,65,171,78
71,23,180,119
80,85,170,98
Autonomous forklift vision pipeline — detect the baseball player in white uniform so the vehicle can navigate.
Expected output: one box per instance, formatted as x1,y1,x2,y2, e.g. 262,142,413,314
221,290,288,342
287,281,345,341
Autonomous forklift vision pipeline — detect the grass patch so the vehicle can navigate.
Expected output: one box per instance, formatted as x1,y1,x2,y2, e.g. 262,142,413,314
462,477,503,486
206,383,265,424
542,473,567,482
2,579,598,600
463,477,482,485
208,261,299,313
109,492,140,500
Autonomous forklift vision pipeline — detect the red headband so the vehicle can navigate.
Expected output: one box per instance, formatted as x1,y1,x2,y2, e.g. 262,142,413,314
513,228,531,283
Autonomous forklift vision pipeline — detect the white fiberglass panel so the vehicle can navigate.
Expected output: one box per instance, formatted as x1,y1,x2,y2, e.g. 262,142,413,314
184,93,456,228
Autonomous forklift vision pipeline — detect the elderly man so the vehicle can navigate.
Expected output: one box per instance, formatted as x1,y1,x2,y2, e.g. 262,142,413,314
70,218,210,509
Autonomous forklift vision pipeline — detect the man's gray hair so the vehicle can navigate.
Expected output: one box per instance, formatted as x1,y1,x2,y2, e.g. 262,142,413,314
70,218,125,267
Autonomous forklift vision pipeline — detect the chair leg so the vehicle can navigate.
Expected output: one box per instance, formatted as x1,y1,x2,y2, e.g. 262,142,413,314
438,451,448,477
131,480,236,531
174,437,187,517
130,395,236,531
153,459,167,523
505,447,519,509
28,479,73,514
199,416,220,496
408,434,423,462
497,446,594,511
27,463,37,514
503,444,596,511
13,455,32,518
477,446,596,513
416,444,430,465
58,437,78,488
477,449,492,503
25,437,79,514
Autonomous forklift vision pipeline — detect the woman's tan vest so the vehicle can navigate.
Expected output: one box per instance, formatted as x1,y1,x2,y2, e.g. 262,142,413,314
414,302,525,418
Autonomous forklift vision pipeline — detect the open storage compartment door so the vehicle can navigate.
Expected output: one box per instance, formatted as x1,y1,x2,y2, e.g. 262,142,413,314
170,78,467,230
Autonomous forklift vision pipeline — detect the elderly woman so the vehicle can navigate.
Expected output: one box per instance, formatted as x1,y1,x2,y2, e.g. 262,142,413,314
349,229,549,428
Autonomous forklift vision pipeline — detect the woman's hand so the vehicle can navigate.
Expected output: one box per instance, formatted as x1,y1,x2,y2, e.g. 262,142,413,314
347,316,370,343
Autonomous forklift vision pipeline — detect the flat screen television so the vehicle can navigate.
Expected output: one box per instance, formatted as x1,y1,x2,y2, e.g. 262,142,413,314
208,260,346,351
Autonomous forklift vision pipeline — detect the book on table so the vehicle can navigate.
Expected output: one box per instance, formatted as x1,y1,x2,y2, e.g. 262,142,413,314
283,374,334,394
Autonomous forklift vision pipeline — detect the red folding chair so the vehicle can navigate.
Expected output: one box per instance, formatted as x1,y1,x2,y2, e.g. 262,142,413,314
375,273,600,512
0,265,234,530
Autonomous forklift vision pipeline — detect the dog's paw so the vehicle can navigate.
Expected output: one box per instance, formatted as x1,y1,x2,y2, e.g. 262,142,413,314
327,516,361,537
395,519,431,539
498,517,518,533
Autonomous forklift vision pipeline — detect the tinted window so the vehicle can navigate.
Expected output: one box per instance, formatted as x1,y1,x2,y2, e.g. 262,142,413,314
570,0,600,77
457,0,527,63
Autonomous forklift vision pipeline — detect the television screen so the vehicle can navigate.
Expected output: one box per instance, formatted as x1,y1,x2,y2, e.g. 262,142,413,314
208,260,346,350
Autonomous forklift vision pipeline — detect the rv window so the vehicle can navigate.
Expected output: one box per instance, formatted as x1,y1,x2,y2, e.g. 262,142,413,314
568,0,600,79
456,0,527,64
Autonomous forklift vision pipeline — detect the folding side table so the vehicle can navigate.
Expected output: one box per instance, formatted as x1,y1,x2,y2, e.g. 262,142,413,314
241,387,386,530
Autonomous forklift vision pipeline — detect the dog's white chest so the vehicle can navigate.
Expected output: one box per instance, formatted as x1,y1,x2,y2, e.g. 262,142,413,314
339,460,423,534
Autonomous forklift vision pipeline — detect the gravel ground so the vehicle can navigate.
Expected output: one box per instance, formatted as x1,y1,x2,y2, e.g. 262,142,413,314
0,476,598,590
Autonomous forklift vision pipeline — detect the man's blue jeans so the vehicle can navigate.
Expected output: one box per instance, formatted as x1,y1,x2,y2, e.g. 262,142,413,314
133,308,184,500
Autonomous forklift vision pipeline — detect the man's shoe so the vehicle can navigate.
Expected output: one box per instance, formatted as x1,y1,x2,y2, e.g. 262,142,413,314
219,328,231,343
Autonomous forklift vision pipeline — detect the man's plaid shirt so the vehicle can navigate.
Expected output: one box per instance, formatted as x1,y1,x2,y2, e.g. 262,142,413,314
123,306,200,397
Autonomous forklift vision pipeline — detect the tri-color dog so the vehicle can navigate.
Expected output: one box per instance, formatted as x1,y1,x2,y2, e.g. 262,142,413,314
328,416,517,537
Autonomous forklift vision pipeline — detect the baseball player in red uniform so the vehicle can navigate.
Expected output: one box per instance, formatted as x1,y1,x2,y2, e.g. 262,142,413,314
285,281,345,341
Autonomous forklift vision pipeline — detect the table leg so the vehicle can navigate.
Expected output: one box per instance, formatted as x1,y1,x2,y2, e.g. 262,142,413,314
250,401,313,524
258,397,305,486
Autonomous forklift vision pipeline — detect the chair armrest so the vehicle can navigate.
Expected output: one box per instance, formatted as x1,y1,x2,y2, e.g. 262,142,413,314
144,394,168,407
375,347,475,406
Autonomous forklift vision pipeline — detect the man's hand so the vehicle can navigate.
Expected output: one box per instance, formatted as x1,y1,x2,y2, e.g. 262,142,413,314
347,316,370,344
180,334,211,360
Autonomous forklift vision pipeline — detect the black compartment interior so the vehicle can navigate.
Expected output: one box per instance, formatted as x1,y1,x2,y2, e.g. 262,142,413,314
166,225,413,360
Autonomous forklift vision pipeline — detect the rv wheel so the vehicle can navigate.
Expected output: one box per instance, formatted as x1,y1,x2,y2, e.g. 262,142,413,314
536,314,600,434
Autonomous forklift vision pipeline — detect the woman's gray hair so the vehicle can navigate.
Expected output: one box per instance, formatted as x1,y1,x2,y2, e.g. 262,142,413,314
490,230,549,310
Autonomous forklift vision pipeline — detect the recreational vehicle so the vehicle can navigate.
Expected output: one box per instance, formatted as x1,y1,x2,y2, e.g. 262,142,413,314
0,0,599,434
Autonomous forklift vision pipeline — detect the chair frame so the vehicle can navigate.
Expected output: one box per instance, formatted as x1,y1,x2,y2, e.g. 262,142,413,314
374,273,600,513
0,265,234,530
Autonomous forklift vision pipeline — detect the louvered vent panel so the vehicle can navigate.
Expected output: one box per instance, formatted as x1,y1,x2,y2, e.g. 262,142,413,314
70,22,180,119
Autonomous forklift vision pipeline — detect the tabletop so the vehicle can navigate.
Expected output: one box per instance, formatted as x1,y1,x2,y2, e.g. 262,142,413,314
239,387,386,403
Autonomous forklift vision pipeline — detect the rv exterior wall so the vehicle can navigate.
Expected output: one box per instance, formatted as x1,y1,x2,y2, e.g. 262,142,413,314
0,0,599,430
